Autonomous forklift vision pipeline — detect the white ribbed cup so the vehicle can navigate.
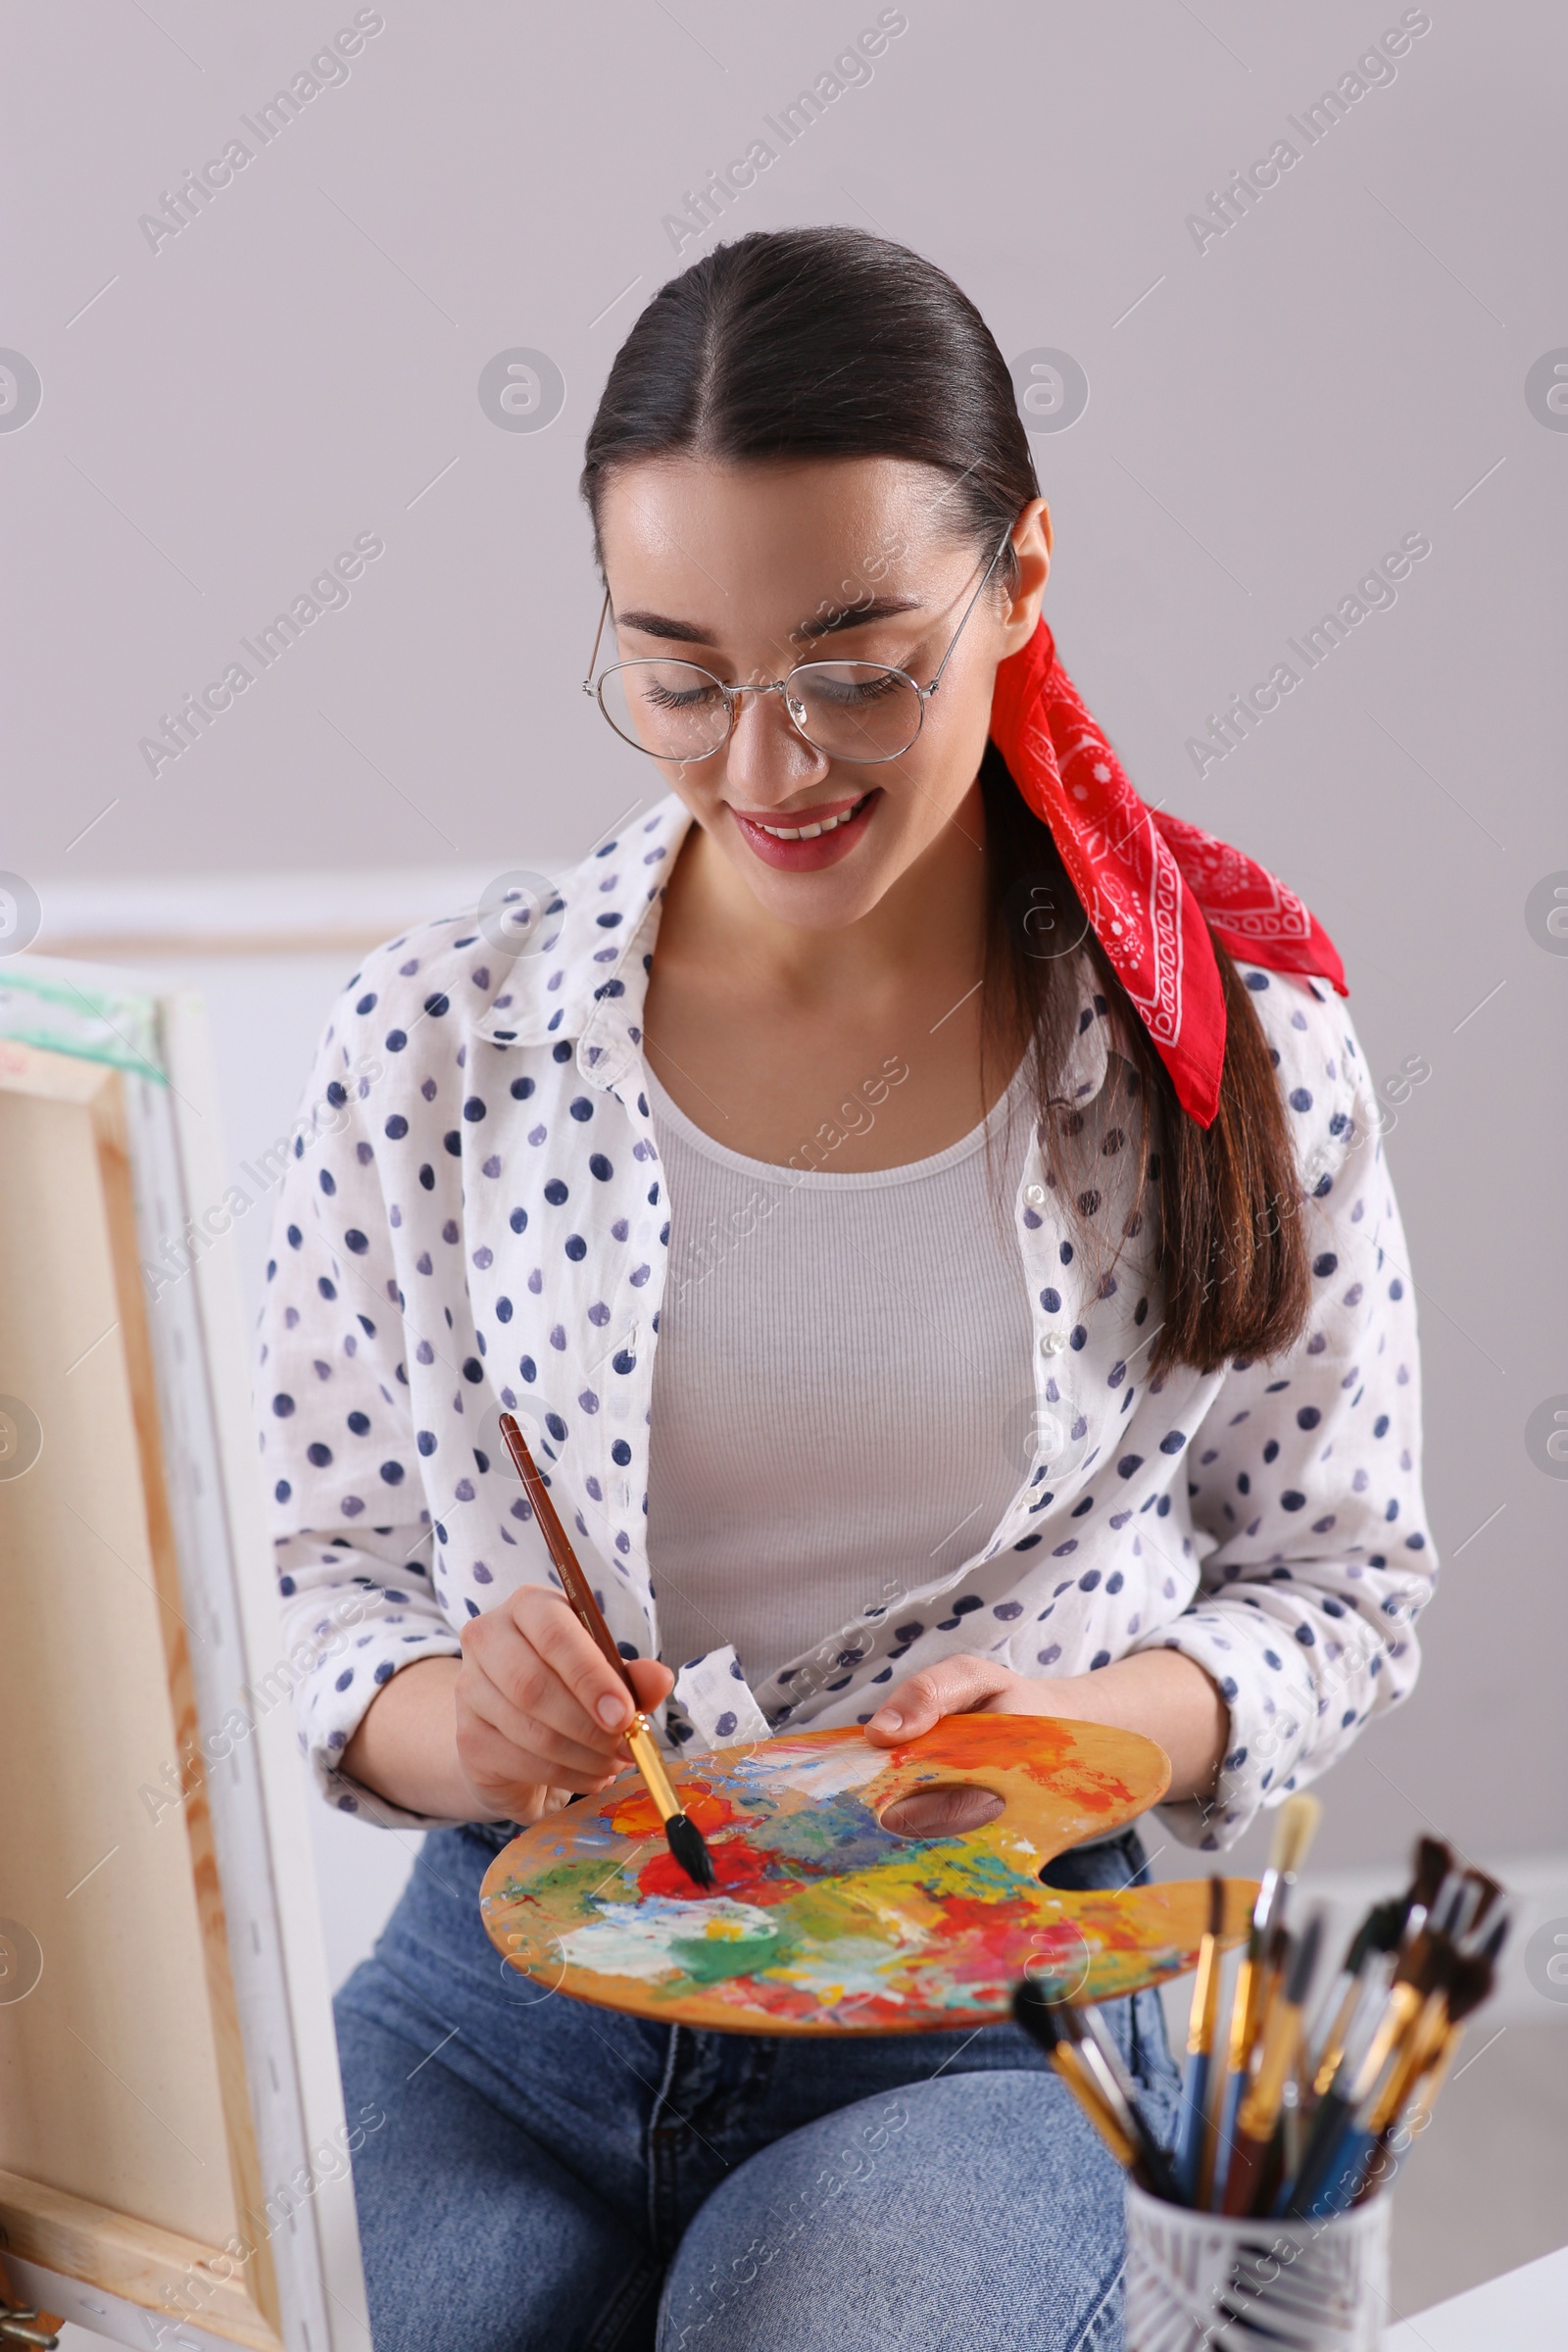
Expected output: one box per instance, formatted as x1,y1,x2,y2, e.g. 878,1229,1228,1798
1123,2180,1391,2351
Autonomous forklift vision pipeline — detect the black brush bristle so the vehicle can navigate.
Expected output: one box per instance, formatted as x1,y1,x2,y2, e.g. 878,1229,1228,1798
1367,1898,1405,1957
1410,1836,1451,1910
1011,1980,1066,2054
663,1809,715,1891
1462,1869,1503,1929
1445,1951,1496,2026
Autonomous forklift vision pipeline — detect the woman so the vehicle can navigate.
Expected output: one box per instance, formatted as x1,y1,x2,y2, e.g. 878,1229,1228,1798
258,227,1433,2350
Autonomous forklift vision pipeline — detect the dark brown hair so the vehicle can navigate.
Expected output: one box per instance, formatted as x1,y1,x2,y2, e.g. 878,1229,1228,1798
581,225,1310,1375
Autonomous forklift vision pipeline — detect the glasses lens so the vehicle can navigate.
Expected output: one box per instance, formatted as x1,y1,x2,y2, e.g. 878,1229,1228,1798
598,661,731,761
786,663,923,760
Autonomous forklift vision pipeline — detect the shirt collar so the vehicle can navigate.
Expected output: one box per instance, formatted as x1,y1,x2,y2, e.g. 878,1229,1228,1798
471,793,693,1063
472,788,1112,1106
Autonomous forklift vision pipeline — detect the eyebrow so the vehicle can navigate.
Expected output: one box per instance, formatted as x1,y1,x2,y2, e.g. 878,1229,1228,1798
614,594,927,649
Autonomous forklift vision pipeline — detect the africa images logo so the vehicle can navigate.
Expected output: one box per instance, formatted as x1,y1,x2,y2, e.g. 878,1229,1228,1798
0,350,42,432
136,532,385,777
1184,11,1433,257
1524,350,1568,431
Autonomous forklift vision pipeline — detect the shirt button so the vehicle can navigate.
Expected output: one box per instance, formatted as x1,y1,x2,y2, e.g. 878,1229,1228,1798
1040,1332,1065,1356
1024,1183,1047,1206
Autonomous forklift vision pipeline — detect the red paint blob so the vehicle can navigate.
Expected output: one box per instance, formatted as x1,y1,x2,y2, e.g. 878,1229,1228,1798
635,1833,796,1906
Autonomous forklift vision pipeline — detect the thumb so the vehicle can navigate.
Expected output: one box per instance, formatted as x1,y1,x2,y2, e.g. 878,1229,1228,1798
865,1654,1017,1743
625,1656,674,1716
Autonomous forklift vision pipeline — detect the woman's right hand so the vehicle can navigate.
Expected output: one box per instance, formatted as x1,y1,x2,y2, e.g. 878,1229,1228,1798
454,1586,676,1824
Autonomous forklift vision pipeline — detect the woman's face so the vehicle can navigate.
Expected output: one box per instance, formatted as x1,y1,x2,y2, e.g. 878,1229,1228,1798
594,456,1051,931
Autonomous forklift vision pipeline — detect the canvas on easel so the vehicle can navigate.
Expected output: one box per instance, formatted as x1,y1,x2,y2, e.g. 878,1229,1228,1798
0,959,368,2352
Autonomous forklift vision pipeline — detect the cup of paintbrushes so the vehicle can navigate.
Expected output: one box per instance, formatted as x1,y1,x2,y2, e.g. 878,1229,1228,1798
1123,2180,1392,2352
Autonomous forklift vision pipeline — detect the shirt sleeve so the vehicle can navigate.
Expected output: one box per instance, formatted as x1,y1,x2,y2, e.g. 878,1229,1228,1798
1135,975,1437,1852
254,963,465,1829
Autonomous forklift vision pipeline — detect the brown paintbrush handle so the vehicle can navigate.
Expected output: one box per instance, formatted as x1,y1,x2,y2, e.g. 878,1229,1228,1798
498,1411,634,1694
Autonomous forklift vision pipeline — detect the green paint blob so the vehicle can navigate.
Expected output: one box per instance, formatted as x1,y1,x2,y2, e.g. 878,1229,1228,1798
667,1930,782,1984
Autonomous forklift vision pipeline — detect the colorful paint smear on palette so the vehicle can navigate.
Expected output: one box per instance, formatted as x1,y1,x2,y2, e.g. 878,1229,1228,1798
480,1715,1256,2034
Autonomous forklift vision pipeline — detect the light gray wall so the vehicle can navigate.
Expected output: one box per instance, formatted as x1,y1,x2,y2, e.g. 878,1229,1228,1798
5,0,1565,1888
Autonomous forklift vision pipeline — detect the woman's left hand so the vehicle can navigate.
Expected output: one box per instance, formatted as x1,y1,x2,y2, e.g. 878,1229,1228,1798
862,1647,1232,1806
863,1653,1100,1743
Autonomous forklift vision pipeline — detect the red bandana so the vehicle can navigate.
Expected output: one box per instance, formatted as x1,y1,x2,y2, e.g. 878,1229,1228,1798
989,619,1347,1127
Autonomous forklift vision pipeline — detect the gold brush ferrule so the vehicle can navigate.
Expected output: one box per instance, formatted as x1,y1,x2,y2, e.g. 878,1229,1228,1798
1402,2022,1463,2137
1236,2008,1301,2141
1367,1992,1448,2134
623,1713,683,1823
1189,1936,1220,2057
1226,1955,1258,2070
1351,1978,1422,2103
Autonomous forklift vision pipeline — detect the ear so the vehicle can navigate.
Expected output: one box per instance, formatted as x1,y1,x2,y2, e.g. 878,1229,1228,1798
1000,499,1052,656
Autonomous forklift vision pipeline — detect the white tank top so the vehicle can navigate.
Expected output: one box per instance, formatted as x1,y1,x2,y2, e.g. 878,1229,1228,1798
644,1054,1037,1691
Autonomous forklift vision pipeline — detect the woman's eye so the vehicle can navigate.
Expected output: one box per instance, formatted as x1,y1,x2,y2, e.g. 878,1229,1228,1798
643,680,722,710
810,670,903,707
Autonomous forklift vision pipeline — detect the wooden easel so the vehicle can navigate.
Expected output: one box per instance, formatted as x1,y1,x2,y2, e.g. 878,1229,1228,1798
0,962,369,2351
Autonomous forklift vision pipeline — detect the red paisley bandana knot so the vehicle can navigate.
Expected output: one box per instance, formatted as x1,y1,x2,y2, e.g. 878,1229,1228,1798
989,618,1346,1126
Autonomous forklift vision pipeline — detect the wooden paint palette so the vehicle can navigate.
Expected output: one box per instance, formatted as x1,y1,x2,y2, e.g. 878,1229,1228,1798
480,1714,1256,2034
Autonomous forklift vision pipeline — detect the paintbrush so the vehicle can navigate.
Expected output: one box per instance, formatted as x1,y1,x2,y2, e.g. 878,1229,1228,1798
1173,1875,1225,2205
1458,1868,1503,1933
1207,1791,1320,2205
1279,2043,1309,2193
1306,1898,1402,2099
1222,1911,1324,2217
1286,1943,1443,2218
1013,1985,1180,2201
498,1411,714,1892
1348,1911,1511,2203
1310,1968,1459,2219
1379,1914,1509,2165
1284,1858,1468,2219
1011,1988,1142,2174
1397,1837,1454,1957
1071,2003,1186,2205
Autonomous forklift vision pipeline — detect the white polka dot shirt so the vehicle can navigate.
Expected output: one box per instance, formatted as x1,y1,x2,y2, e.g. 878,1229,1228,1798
256,794,1436,1851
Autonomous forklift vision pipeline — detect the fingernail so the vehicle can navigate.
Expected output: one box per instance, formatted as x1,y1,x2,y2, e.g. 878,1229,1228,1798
597,1693,628,1729
870,1709,902,1732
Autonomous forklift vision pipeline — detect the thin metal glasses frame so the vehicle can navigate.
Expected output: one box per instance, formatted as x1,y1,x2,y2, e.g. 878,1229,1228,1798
581,521,1016,765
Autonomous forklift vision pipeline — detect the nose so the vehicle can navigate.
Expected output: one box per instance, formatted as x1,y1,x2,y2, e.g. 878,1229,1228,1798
721,682,830,801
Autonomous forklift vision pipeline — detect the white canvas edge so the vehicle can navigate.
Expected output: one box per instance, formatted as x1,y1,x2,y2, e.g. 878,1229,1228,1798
161,988,372,2352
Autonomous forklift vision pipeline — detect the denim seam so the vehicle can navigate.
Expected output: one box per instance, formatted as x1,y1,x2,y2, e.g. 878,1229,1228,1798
1070,2250,1127,2352
580,2250,665,2352
646,2023,687,2254
717,2030,779,2145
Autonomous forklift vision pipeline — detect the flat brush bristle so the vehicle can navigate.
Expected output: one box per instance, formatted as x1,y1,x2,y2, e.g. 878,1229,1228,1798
1207,1873,1226,1936
1270,1792,1322,1883
663,1809,715,1891
1411,1836,1452,1909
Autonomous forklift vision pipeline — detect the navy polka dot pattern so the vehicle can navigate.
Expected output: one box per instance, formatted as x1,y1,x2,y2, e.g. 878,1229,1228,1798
256,793,1434,1845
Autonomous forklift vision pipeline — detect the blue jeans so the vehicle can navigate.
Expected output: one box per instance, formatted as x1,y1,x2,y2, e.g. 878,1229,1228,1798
333,1819,1181,2351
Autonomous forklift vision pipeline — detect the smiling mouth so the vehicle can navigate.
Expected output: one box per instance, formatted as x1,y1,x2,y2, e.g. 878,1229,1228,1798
740,792,873,842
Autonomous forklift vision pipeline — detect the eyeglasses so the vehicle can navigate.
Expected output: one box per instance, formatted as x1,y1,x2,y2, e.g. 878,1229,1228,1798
581,522,1015,766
